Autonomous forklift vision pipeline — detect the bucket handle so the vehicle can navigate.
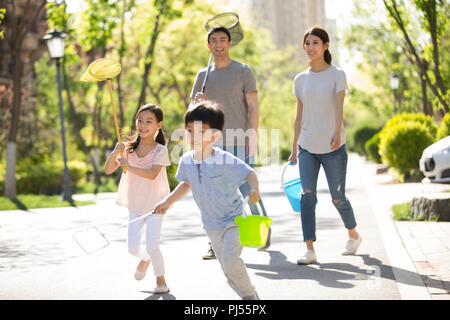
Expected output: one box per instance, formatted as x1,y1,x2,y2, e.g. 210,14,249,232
242,195,265,219
281,161,299,191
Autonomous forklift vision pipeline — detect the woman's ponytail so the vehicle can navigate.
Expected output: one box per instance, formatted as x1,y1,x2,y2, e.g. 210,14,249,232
324,49,332,65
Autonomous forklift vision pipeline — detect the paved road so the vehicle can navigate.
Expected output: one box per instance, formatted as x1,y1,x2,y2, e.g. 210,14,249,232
0,154,438,300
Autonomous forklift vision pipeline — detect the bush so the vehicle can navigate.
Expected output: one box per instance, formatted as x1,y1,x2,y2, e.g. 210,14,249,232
14,159,88,195
384,112,437,138
436,113,450,140
352,125,381,156
379,121,434,180
365,132,382,164
166,164,179,191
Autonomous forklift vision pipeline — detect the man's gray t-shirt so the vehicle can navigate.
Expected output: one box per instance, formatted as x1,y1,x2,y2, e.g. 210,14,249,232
190,60,257,146
175,147,254,230
293,65,348,154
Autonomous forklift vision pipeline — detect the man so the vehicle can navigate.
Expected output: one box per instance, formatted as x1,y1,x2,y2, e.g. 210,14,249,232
191,25,271,259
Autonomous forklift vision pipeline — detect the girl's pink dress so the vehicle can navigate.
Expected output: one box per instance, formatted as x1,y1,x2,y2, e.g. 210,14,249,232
116,144,171,215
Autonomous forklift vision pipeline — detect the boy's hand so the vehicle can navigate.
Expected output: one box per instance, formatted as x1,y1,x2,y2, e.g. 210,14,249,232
248,189,260,203
154,200,170,215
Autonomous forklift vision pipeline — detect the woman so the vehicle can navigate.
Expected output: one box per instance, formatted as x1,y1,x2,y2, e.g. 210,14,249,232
288,26,362,264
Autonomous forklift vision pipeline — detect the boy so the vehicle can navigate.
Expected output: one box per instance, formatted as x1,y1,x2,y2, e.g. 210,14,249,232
154,101,260,300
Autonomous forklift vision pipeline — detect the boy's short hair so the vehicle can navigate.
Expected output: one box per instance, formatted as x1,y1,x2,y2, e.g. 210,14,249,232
207,25,231,43
184,101,225,131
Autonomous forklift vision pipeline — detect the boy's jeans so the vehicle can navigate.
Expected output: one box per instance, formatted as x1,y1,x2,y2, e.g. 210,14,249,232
221,145,268,217
297,144,357,242
206,223,256,298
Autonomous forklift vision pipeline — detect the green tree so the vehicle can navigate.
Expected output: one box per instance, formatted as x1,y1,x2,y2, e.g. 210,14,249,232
383,0,449,114
0,7,5,38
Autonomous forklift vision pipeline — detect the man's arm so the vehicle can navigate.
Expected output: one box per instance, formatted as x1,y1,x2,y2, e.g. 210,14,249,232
245,91,259,157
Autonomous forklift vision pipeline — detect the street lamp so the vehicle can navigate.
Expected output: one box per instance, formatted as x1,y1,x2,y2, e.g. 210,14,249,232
390,73,399,114
43,30,72,202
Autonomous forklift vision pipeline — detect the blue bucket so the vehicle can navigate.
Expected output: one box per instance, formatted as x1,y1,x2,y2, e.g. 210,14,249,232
281,162,318,213
283,177,301,212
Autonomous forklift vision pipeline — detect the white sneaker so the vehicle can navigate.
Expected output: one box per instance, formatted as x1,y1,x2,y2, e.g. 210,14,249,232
342,235,362,255
153,285,170,294
297,250,317,265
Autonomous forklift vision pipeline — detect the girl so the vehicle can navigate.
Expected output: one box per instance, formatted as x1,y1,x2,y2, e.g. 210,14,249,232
104,104,171,293
288,27,362,265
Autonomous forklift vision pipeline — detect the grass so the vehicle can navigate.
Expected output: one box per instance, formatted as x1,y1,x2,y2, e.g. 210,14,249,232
73,177,118,194
391,201,438,222
392,202,412,221
0,177,120,211
0,194,95,211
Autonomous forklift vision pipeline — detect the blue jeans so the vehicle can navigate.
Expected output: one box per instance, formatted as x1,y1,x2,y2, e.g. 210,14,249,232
297,144,356,241
221,145,268,217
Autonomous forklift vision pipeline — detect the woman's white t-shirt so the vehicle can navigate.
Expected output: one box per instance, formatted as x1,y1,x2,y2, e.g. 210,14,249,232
293,65,348,154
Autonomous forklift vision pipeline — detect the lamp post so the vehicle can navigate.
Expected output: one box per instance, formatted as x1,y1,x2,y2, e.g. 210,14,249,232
390,73,399,114
43,30,72,202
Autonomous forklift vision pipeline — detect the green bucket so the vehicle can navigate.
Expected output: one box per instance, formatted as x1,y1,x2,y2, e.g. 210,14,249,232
234,196,272,248
235,215,272,248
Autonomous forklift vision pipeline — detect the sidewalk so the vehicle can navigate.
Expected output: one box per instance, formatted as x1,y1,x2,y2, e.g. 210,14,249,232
0,154,448,300
362,158,450,300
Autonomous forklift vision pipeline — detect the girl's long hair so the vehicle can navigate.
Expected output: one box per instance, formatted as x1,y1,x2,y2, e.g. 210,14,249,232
125,104,166,152
302,26,332,67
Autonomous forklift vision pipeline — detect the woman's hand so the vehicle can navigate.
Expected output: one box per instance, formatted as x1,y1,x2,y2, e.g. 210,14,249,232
330,132,341,151
288,149,297,165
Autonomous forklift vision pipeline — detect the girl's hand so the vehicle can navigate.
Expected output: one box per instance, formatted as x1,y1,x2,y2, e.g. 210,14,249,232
118,157,128,167
288,150,297,165
248,189,260,203
330,132,341,151
154,200,170,214
113,142,125,154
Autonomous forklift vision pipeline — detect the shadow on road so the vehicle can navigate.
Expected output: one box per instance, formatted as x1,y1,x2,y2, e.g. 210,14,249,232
141,291,176,300
246,251,449,292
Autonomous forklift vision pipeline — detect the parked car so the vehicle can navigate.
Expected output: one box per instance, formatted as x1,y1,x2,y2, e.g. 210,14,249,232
419,136,450,183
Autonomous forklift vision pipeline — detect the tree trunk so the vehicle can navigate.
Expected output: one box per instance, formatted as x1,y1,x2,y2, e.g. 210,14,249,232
3,0,47,199
419,67,431,115
428,0,447,104
4,56,23,199
5,142,17,198
134,8,164,128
